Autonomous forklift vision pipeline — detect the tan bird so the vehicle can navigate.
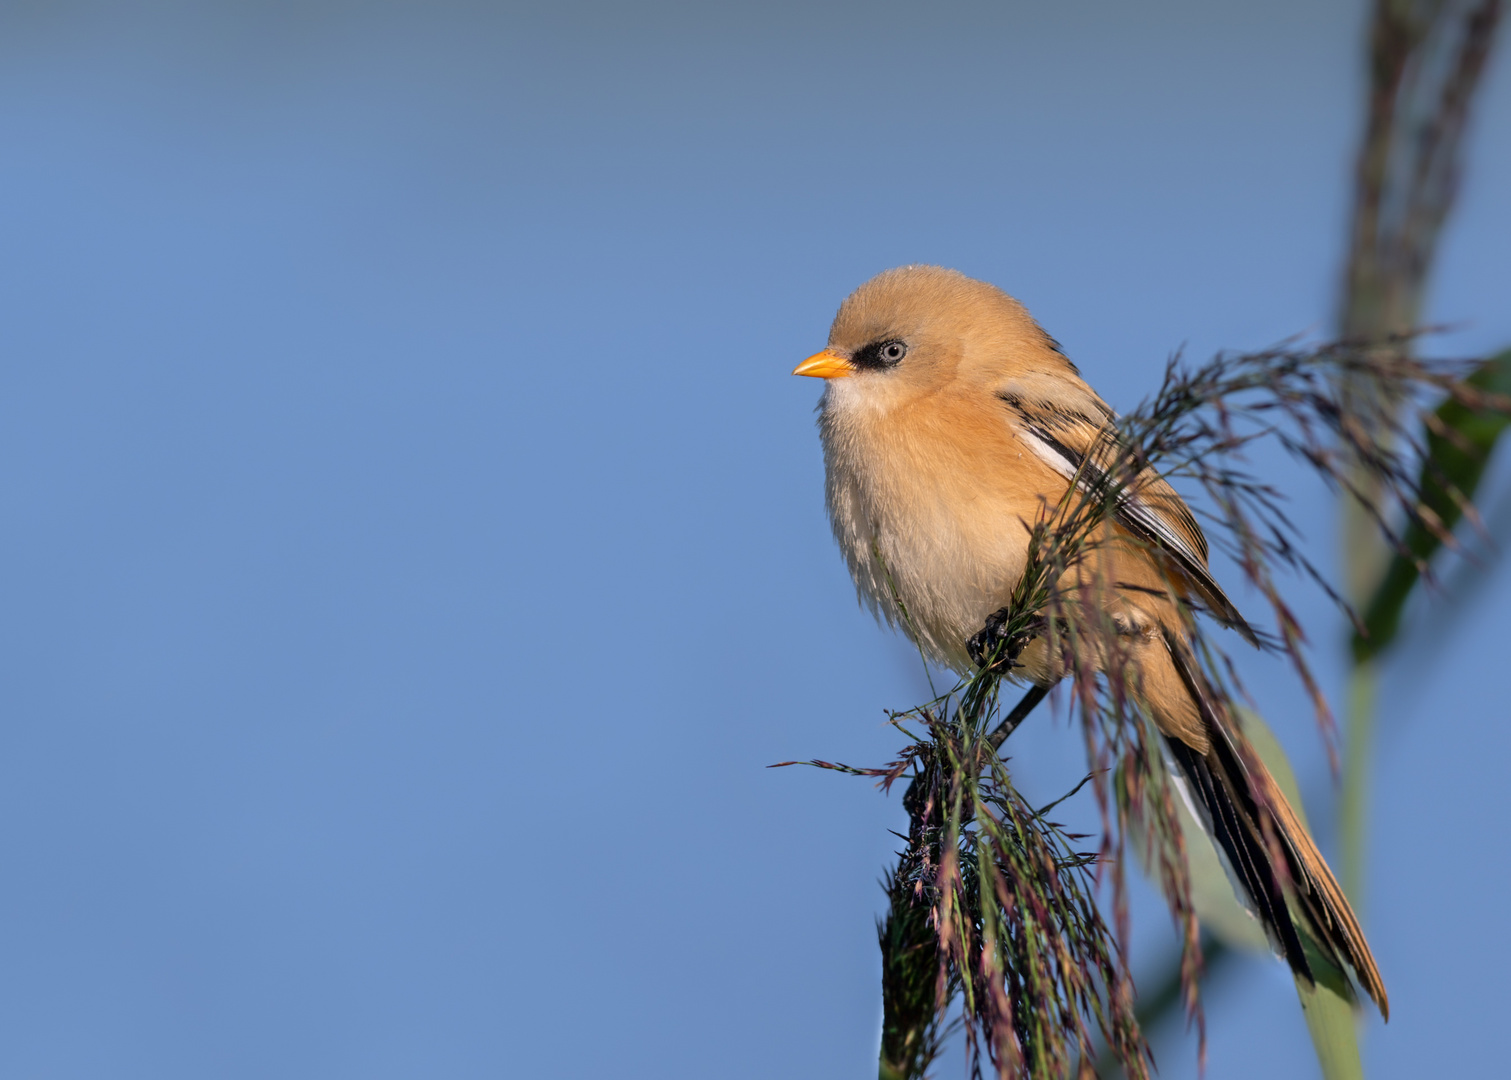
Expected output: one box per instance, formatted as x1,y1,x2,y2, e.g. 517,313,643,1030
794,265,1387,1018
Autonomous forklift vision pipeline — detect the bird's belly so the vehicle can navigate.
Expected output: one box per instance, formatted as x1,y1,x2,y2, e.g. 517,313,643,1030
855,477,1035,672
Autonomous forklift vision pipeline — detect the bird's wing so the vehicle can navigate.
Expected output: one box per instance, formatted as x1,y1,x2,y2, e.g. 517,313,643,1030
1000,393,1258,643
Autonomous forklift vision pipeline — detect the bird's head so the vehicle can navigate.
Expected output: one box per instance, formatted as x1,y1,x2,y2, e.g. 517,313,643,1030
794,265,1077,414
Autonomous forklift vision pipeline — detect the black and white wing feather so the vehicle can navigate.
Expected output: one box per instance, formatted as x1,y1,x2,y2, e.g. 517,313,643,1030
1005,398,1259,645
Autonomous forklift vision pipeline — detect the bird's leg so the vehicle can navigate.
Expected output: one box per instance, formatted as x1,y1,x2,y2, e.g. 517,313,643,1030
966,610,1052,748
987,684,1050,751
966,607,1042,672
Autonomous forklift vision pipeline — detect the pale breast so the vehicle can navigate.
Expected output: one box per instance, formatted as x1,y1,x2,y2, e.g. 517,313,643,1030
820,387,1064,672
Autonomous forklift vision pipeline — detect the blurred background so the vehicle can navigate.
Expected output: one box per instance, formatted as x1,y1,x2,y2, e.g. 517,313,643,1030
0,1,1504,1076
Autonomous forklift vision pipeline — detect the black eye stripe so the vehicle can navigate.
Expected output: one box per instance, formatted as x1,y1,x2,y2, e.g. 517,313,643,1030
852,338,908,370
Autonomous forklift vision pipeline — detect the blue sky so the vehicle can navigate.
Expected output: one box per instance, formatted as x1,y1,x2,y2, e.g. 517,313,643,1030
0,2,1505,1076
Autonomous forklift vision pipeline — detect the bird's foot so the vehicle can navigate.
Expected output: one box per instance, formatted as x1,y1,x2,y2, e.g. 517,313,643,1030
967,608,1037,673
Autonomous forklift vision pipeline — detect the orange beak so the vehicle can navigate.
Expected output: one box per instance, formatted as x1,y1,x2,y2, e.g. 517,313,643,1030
792,349,856,379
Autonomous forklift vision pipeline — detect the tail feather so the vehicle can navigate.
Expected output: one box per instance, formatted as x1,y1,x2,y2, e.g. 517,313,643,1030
1160,632,1390,1020
1162,735,1313,978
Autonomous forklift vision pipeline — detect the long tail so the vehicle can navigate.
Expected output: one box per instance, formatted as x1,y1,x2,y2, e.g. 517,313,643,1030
1158,632,1390,1020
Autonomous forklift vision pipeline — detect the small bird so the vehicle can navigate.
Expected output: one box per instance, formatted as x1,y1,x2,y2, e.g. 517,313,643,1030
793,265,1387,1018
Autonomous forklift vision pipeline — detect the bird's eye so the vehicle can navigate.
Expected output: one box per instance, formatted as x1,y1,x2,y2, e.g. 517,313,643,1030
851,338,909,370
853,339,908,370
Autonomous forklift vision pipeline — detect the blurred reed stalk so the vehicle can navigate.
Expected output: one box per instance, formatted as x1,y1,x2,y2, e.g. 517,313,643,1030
1111,6,1505,1071
1337,0,1501,918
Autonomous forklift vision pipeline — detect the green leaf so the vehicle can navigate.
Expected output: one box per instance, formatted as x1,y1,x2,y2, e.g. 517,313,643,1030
1241,714,1366,1078
1354,348,1511,661
1295,942,1365,1080
1127,711,1364,1078
1245,713,1365,1080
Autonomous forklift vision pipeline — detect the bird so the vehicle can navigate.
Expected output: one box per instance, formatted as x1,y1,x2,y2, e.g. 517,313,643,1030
792,264,1388,1018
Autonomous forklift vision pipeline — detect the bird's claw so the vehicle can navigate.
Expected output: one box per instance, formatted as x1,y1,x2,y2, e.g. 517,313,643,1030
967,607,1033,672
